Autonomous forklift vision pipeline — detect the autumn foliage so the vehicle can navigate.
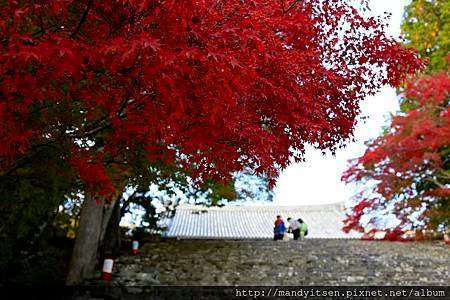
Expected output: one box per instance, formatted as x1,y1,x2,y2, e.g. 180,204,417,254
342,0,449,240
342,72,450,238
0,0,424,198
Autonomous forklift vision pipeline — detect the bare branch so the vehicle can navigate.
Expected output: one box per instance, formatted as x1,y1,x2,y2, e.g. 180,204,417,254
425,177,445,189
283,0,301,14
71,0,93,38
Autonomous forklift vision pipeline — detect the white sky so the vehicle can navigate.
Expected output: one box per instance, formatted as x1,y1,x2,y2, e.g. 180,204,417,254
272,0,406,206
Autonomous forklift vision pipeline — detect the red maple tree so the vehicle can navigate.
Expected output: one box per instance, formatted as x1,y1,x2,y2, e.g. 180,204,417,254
1,0,422,194
342,73,450,240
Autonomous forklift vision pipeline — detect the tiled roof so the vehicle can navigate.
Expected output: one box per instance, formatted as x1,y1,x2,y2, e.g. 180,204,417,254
166,203,362,239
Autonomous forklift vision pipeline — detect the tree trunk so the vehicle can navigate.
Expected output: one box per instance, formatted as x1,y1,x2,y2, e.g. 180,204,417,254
99,199,117,247
101,199,122,259
66,193,105,285
66,180,126,285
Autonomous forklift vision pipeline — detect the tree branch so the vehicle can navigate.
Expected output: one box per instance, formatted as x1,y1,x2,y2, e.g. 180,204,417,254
425,177,445,189
283,0,301,14
436,172,450,180
71,0,93,38
120,190,138,218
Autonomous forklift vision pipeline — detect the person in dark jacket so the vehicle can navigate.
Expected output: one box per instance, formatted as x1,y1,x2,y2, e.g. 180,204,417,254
287,217,300,240
273,216,286,241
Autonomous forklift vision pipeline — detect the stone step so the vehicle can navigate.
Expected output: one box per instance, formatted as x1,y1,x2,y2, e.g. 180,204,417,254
96,240,449,286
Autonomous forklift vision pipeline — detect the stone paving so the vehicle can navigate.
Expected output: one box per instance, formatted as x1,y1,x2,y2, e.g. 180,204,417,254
105,239,449,286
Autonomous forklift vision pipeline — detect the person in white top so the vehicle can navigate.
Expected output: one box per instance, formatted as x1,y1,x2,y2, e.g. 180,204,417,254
287,217,300,240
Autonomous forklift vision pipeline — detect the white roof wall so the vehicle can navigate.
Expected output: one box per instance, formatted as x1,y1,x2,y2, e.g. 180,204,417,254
166,203,362,239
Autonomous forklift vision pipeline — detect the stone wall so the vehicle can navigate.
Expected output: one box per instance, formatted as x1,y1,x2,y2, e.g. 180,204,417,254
103,239,449,286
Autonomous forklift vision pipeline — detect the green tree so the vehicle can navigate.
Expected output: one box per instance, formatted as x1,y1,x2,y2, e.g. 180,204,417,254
0,146,76,284
402,0,450,72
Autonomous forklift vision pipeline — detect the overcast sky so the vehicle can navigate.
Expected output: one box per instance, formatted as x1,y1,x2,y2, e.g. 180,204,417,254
272,0,407,206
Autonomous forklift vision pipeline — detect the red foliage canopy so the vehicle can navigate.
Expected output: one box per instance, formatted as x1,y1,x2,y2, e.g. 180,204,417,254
0,0,422,195
342,73,450,238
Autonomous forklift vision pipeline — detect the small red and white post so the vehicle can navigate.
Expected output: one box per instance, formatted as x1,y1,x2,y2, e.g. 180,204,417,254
101,258,114,281
444,232,450,245
132,240,139,255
